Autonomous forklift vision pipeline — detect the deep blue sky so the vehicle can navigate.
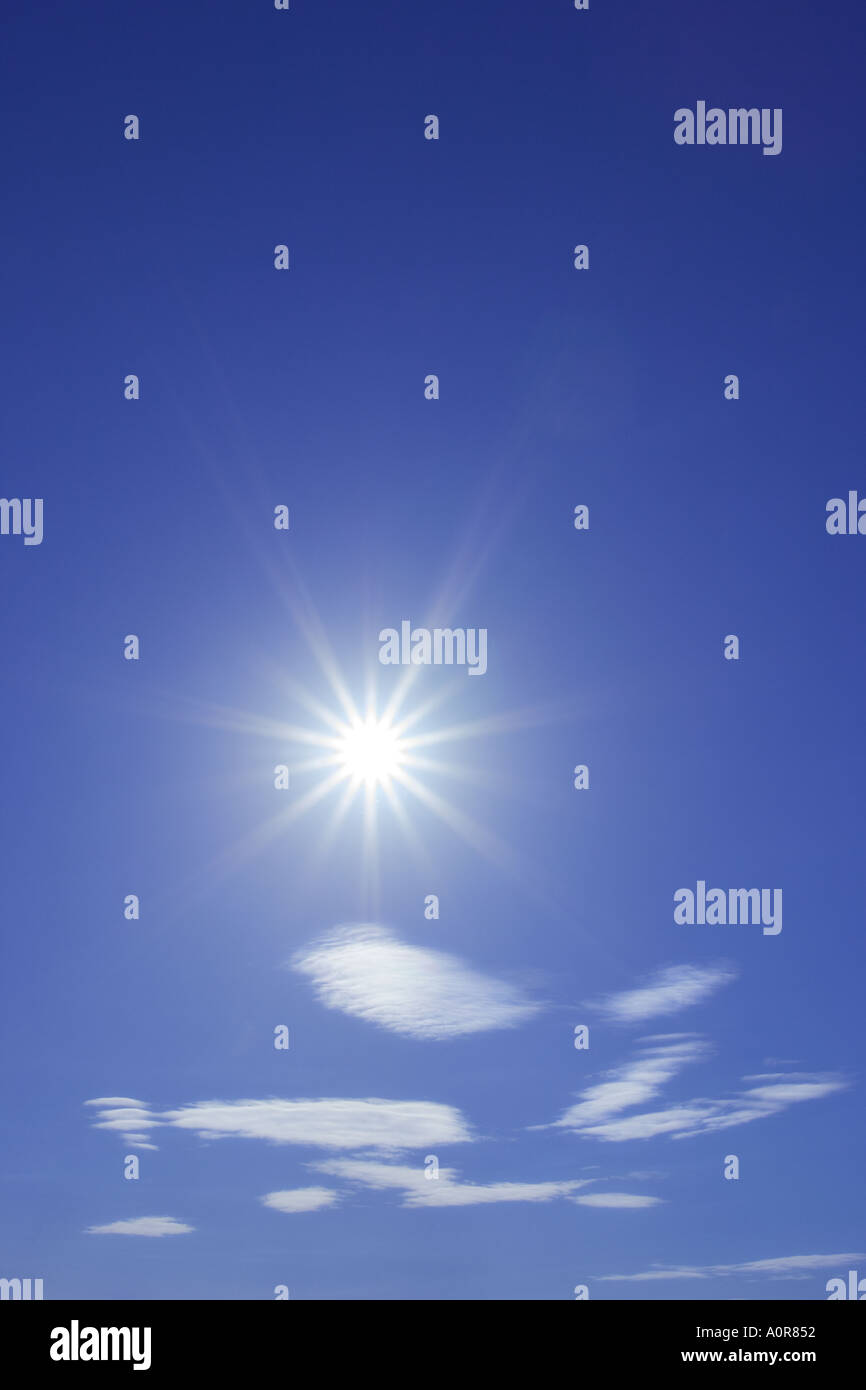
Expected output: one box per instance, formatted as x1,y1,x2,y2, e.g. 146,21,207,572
2,0,865,1300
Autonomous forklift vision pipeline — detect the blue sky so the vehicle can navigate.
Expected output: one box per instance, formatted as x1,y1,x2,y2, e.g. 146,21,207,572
1,0,865,1300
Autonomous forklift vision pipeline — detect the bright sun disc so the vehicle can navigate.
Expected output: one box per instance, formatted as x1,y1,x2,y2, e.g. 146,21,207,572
337,717,404,785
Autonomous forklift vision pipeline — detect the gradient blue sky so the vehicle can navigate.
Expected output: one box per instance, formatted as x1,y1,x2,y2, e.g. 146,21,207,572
2,0,865,1300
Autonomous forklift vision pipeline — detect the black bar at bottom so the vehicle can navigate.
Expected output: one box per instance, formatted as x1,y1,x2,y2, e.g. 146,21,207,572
2,1299,861,1375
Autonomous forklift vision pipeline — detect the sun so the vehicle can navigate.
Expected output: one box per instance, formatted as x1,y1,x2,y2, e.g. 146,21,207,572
161,576,556,911
336,715,405,787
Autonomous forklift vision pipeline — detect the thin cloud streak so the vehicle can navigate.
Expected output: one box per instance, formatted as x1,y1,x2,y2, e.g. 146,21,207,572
86,1216,193,1237
592,964,737,1024
261,1188,340,1214
548,1039,848,1142
309,1158,655,1210
599,1253,866,1282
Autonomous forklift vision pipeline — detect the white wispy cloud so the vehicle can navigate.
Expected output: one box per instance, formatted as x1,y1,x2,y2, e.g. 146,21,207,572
599,1253,865,1282
549,1039,848,1142
92,1111,161,1131
310,1158,447,1192
551,1036,709,1131
86,1097,475,1151
84,1100,163,1149
410,1180,587,1208
84,1097,150,1107
584,1076,847,1142
574,1193,664,1209
261,1188,340,1214
593,964,737,1023
309,1157,650,1209
162,1098,474,1149
291,924,540,1040
86,1216,193,1237
120,1136,159,1151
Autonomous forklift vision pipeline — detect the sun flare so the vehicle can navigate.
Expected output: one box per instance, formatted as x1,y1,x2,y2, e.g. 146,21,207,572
168,591,553,912
337,716,405,787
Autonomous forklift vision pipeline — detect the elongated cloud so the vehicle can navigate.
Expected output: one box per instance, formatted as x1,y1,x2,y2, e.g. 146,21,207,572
549,1042,848,1142
410,1180,587,1208
83,1100,163,1149
308,1157,653,1210
593,964,737,1023
599,1253,865,1282
583,1075,848,1143
85,1097,150,1107
163,1098,474,1149
311,1158,450,1192
85,1097,474,1151
292,924,540,1040
574,1193,663,1209
552,1037,709,1131
261,1188,340,1214
86,1216,193,1237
